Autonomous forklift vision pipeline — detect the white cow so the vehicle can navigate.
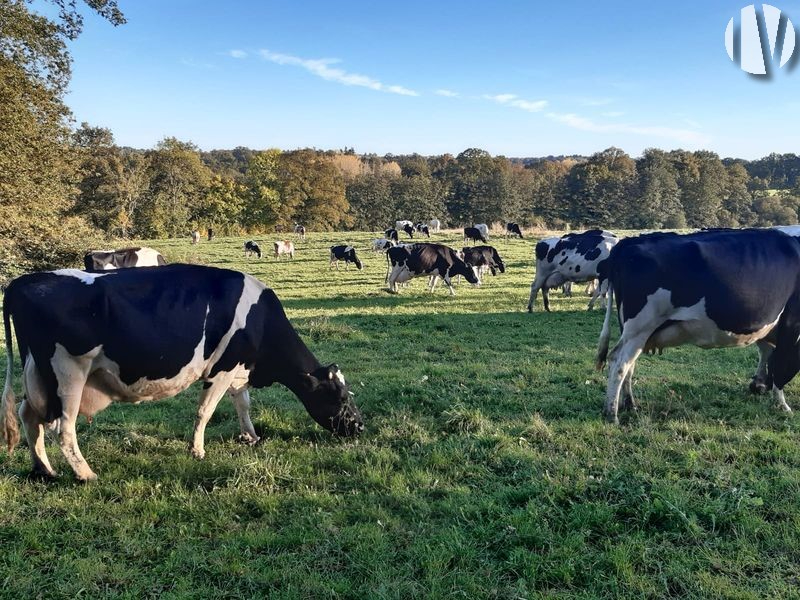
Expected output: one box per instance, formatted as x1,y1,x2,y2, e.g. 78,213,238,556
474,224,489,239
396,220,414,231
372,238,397,252
429,219,441,233
273,240,295,260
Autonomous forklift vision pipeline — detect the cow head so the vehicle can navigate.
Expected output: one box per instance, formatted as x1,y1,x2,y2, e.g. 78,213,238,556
453,258,480,285
492,250,506,273
301,364,364,436
350,250,363,270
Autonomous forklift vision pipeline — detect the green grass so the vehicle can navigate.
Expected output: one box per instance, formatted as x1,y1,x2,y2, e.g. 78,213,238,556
2,230,800,598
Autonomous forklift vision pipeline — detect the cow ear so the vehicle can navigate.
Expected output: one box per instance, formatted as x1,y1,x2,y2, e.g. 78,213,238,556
301,373,319,390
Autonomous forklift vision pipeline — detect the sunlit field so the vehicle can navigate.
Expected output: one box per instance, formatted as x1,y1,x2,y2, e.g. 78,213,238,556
1,230,799,598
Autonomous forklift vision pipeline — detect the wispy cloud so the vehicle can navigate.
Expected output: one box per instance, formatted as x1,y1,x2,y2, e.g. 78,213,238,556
435,89,459,97
577,97,615,107
181,58,216,70
258,49,419,96
228,49,248,59
484,93,548,113
546,112,708,145
601,111,625,118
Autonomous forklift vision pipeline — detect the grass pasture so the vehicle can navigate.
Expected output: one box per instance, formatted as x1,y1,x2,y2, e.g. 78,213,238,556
1,230,800,599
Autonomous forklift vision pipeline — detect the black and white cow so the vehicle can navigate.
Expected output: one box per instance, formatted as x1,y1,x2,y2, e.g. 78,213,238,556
463,227,487,244
596,228,800,424
372,238,396,252
414,223,431,238
0,265,363,480
330,245,363,270
395,219,414,231
244,240,262,258
294,224,306,240
506,222,523,239
386,243,480,295
385,228,399,243
527,230,618,312
461,246,505,282
474,224,489,239
402,223,415,239
83,247,166,271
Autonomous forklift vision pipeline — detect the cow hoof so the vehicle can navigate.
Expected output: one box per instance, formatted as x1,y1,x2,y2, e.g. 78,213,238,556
190,447,206,460
28,468,58,481
603,411,619,425
76,470,98,483
622,396,639,412
237,433,260,446
526,306,533,313
749,380,768,395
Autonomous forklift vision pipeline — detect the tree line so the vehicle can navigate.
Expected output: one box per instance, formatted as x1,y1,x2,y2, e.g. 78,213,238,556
3,0,800,282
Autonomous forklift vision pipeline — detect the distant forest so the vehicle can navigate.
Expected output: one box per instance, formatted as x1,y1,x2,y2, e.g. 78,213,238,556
3,0,800,281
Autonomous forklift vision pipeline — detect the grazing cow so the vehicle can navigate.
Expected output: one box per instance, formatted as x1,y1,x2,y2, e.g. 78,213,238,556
420,225,430,238
415,222,425,232
385,228,399,243
474,224,489,239
191,230,200,244
372,238,396,252
386,243,480,295
596,228,800,423
274,241,295,260
207,228,214,241
463,226,487,244
506,222,523,239
402,223,415,239
527,230,618,312
295,224,306,240
396,220,414,231
0,265,363,480
330,245,363,270
461,246,506,282
83,247,166,272
244,240,262,258
429,219,441,233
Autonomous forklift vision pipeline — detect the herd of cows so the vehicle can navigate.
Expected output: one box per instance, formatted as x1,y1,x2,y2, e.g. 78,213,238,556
3,222,800,480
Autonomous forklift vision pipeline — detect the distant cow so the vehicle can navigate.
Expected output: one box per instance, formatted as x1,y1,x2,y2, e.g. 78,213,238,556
402,223,415,239
0,264,363,480
386,243,479,295
506,223,523,238
462,246,506,282
330,245,363,270
474,224,489,239
244,240,262,258
396,220,414,231
207,228,214,241
191,230,200,244
274,241,295,260
527,230,618,312
464,226,487,244
294,224,306,240
429,219,441,233
83,247,166,272
597,228,800,424
372,238,396,252
420,225,430,238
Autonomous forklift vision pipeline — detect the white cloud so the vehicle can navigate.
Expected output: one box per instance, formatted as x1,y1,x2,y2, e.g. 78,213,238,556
602,111,625,118
258,49,419,96
546,112,709,145
435,89,459,97
228,49,248,59
485,93,548,112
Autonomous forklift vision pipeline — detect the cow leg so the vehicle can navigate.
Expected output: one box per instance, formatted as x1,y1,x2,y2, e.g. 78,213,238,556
750,340,774,394
604,336,646,424
587,280,606,311
527,279,542,312
230,388,260,445
542,287,551,312
191,374,237,459
19,398,57,478
621,363,638,412
429,275,438,292
443,275,456,296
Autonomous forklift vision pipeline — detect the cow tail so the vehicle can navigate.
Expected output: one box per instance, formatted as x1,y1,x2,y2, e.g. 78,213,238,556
385,249,391,283
595,284,614,370
1,298,20,453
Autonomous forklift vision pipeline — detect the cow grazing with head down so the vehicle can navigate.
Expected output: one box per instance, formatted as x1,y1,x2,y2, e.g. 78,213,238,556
385,228,399,243
506,223,523,239
596,228,800,424
527,230,618,312
244,240,262,258
395,220,413,231
463,226,487,245
461,246,505,282
274,241,295,260
330,245,363,270
386,243,480,295
84,247,166,272
474,224,489,239
0,264,363,481
401,223,415,239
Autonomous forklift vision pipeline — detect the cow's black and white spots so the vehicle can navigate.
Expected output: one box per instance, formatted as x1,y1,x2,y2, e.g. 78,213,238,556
402,223,415,239
527,230,618,312
83,247,166,272
506,223,523,238
386,243,479,295
414,223,431,238
474,224,489,239
463,227,487,244
294,224,306,240
395,220,413,231
244,240,262,258
461,246,505,283
274,241,295,260
330,245,363,270
385,228,399,243
0,265,363,480
372,238,397,252
596,228,800,423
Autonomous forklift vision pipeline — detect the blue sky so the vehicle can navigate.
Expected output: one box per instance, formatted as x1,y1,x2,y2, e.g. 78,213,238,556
61,1,800,159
